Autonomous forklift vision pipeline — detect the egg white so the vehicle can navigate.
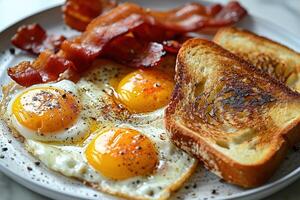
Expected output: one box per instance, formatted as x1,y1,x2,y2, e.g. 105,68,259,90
77,59,169,125
7,80,89,143
25,122,197,200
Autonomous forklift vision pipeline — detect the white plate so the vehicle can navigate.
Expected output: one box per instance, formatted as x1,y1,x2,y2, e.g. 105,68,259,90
1,1,300,200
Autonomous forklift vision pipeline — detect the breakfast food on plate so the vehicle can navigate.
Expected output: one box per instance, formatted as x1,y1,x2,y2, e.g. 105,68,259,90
13,0,300,198
4,0,300,196
5,0,246,197
1,59,197,200
165,39,300,187
214,27,300,92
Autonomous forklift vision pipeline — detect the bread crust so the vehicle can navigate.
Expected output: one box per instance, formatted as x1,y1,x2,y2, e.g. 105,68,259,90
214,27,300,54
213,27,300,92
165,38,300,188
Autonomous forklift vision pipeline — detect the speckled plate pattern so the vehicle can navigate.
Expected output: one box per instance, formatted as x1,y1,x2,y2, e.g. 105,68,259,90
1,1,300,200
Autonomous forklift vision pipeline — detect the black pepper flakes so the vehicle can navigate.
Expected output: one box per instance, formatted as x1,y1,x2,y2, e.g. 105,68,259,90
2,147,8,152
285,157,289,160
9,48,15,55
211,189,218,195
0,155,4,159
292,145,300,152
27,167,33,171
148,190,154,196
34,161,40,166
135,146,142,150
219,179,225,183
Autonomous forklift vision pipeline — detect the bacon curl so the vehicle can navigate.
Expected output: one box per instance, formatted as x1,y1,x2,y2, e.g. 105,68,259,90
11,24,66,55
63,0,117,31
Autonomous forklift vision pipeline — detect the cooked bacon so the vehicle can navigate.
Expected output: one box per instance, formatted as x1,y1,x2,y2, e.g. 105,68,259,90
61,1,246,68
38,53,76,82
150,1,246,32
63,0,117,31
105,36,165,68
8,1,247,87
8,62,42,87
8,51,76,86
162,40,182,54
11,24,66,55
60,3,149,72
131,23,177,42
63,1,247,33
162,34,196,54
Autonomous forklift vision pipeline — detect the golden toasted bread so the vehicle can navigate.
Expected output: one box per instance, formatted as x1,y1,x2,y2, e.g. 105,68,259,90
214,27,300,92
165,38,300,188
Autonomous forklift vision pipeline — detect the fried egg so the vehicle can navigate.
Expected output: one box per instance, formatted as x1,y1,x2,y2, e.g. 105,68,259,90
2,58,197,200
7,80,89,143
77,59,175,124
25,123,196,200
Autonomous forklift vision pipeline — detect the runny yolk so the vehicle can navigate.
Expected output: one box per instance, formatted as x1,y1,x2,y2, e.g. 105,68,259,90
12,87,80,133
116,69,174,113
85,128,158,180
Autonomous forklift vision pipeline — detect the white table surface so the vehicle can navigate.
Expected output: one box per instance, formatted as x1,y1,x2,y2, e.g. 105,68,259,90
0,0,299,200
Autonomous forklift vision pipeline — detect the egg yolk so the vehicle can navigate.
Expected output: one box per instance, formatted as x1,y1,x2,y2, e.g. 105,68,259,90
12,87,80,133
116,69,174,113
85,128,158,180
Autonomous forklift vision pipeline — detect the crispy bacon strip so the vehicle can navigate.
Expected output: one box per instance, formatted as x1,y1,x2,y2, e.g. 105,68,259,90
63,0,117,31
8,1,247,86
8,50,75,86
11,24,66,55
37,52,76,82
8,62,42,87
60,3,152,72
162,40,182,54
150,1,246,32
105,36,165,68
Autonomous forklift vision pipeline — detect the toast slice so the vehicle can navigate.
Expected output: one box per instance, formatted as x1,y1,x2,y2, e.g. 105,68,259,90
165,39,300,188
213,27,300,92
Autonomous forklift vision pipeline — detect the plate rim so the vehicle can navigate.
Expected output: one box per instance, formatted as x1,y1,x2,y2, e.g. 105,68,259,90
0,4,300,200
